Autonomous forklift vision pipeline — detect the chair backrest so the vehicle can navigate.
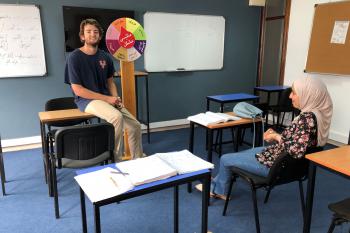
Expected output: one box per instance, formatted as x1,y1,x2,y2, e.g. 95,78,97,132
54,123,115,162
266,146,324,186
45,97,85,127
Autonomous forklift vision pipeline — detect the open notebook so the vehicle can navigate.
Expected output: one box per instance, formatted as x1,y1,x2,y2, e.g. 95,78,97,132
74,167,134,203
75,150,213,202
117,150,214,186
187,111,241,126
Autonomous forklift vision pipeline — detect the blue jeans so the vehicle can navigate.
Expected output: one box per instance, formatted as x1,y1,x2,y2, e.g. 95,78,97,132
211,147,269,195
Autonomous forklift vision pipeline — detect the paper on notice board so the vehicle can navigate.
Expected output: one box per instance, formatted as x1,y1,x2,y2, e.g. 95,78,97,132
330,21,349,44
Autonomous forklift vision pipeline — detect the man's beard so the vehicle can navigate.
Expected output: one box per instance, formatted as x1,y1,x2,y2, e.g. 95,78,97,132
83,40,100,47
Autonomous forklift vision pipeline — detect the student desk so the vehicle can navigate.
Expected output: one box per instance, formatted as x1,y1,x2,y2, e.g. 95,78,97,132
254,85,290,106
76,164,211,233
303,145,350,233
206,93,259,112
188,112,262,162
38,109,95,196
114,71,151,143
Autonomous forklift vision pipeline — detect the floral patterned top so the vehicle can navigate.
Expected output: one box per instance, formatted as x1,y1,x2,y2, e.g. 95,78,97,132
255,112,318,168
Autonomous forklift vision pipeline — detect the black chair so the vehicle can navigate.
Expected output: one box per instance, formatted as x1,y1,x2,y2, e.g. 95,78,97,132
0,136,5,196
45,97,88,153
44,97,89,194
268,88,296,129
327,198,350,233
222,146,323,233
50,123,115,218
326,130,350,233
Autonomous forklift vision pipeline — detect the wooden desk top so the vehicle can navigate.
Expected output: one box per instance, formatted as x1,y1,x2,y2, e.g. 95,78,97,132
114,71,148,77
39,109,95,123
192,112,262,129
306,145,350,177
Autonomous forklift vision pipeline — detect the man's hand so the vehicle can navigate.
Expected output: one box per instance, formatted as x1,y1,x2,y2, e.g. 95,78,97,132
115,96,124,108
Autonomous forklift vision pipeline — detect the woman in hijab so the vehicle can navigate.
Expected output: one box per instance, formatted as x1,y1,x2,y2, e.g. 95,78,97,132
197,77,333,200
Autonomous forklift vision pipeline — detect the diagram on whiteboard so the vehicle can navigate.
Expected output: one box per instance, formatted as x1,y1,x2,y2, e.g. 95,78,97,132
106,18,146,61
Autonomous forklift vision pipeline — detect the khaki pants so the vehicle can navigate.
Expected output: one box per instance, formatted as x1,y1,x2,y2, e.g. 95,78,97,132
85,100,143,161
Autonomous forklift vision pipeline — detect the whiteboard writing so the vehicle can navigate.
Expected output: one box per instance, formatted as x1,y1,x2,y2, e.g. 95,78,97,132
0,4,46,78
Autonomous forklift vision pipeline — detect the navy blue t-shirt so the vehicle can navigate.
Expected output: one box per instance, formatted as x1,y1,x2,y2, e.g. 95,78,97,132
64,49,115,111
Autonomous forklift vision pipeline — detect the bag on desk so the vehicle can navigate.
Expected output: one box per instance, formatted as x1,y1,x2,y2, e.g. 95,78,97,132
233,102,264,148
233,102,263,119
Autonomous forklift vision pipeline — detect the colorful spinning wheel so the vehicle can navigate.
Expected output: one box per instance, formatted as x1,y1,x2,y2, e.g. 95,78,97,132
106,18,146,62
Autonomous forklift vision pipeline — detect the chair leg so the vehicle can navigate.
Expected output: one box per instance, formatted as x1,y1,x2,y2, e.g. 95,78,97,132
250,185,261,233
263,187,271,204
222,176,235,216
298,180,306,219
281,112,286,127
327,218,336,233
51,158,60,218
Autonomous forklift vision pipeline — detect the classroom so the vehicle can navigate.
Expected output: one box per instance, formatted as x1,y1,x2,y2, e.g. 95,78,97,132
0,0,350,232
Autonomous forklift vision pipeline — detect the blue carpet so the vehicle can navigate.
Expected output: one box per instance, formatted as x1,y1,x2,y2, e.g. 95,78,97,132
1,128,349,233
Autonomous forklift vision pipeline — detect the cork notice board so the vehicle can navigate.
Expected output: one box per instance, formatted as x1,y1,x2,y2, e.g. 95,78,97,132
306,1,350,75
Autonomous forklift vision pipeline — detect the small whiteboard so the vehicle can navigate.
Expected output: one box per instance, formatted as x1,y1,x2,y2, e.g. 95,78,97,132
0,4,46,78
144,12,225,72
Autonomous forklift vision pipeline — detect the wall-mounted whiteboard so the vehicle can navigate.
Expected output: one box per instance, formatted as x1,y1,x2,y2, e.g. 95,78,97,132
0,4,46,78
144,12,225,72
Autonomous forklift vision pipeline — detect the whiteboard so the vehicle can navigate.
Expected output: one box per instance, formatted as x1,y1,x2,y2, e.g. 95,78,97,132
144,12,225,72
0,4,46,78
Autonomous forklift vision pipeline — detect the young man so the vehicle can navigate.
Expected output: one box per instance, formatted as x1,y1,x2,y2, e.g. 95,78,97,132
64,18,143,161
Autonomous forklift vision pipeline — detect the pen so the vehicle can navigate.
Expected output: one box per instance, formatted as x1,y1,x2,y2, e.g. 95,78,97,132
109,176,118,187
110,171,129,175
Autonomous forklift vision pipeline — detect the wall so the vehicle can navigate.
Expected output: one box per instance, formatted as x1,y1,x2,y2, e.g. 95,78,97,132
284,0,350,143
0,0,261,142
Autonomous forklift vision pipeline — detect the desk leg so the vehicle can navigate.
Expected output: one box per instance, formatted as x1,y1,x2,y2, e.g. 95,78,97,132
40,121,52,196
145,75,150,143
189,122,194,153
0,143,5,196
201,174,210,233
80,188,87,233
303,163,317,233
174,185,179,233
234,127,239,152
208,129,213,163
94,205,101,233
206,100,210,150
187,122,195,193
40,121,47,183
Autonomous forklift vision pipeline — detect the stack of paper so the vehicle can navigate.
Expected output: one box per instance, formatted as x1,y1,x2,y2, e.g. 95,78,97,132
187,111,241,126
155,149,214,174
116,156,178,186
74,167,134,203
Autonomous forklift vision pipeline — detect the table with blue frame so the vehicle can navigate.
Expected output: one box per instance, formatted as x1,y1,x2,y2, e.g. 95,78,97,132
206,92,259,112
76,164,211,233
254,85,290,106
205,93,259,154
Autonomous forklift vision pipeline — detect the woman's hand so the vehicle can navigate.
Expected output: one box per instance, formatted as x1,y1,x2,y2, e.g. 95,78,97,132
264,128,282,143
